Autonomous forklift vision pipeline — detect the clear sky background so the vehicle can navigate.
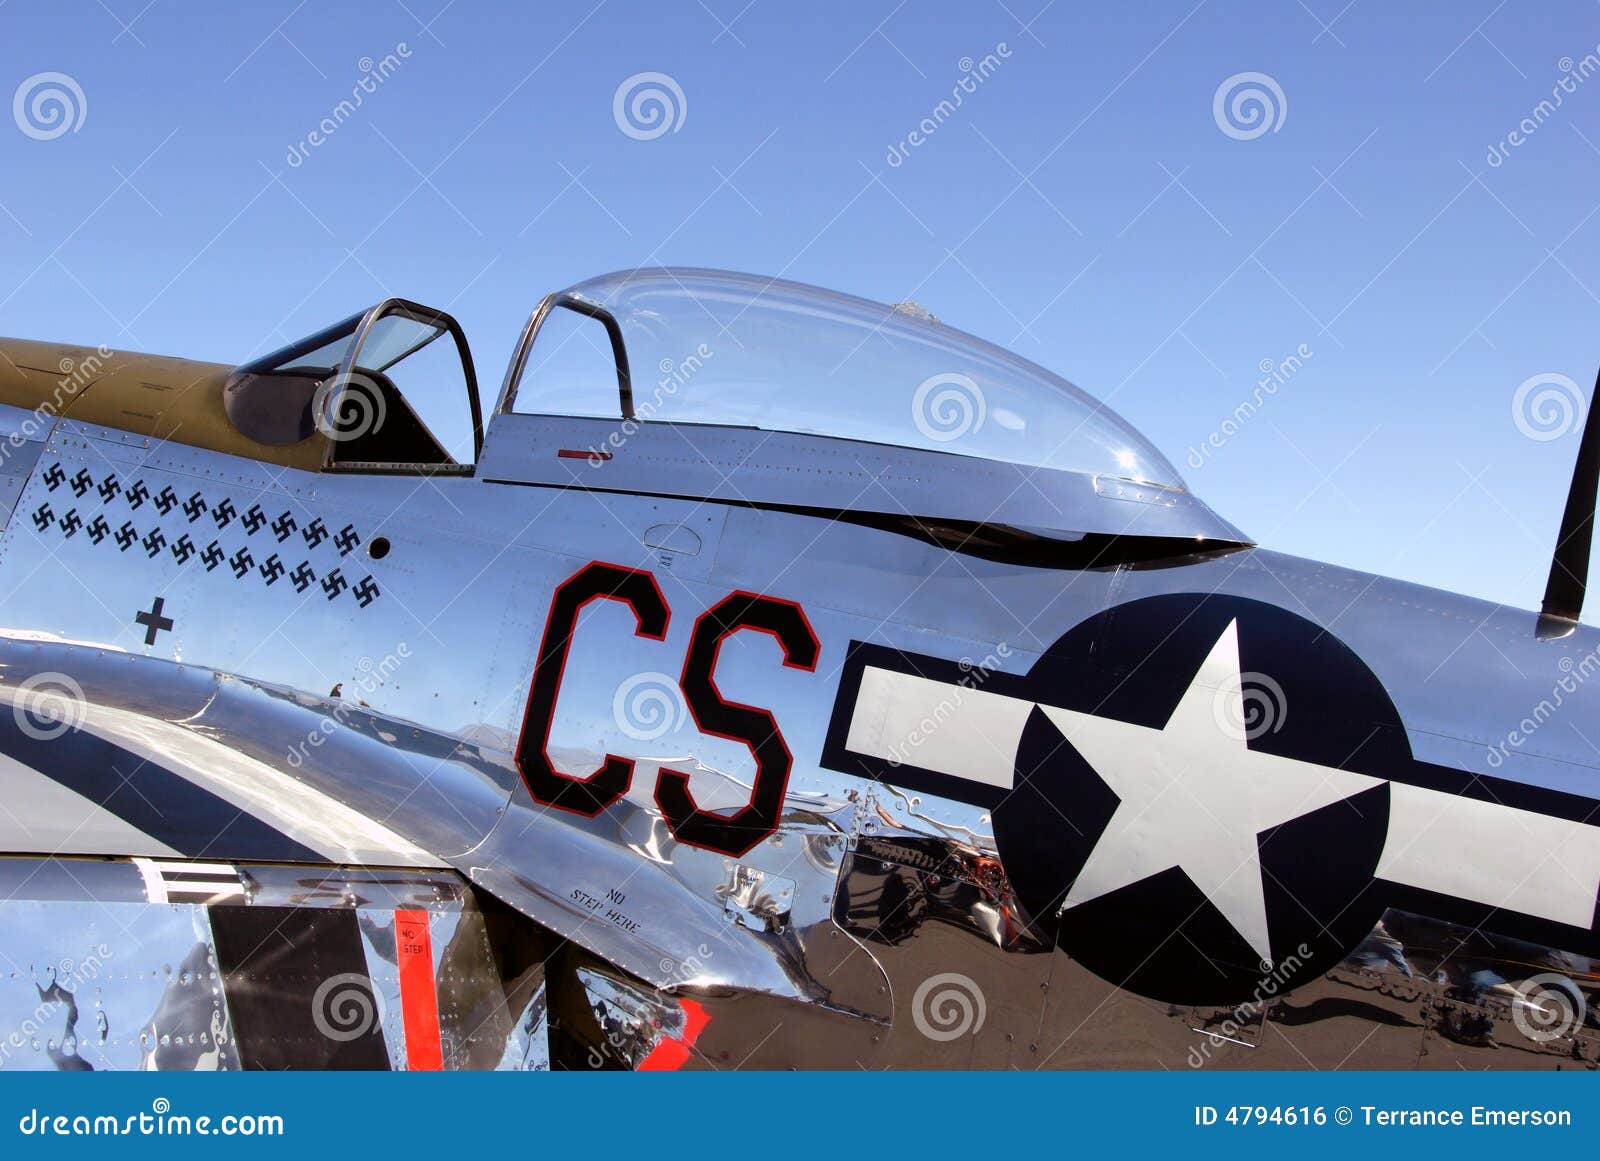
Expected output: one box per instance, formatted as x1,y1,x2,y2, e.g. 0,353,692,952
2,1,1598,616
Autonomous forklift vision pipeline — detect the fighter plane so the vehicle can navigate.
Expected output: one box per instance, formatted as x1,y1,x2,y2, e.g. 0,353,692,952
0,267,1597,1070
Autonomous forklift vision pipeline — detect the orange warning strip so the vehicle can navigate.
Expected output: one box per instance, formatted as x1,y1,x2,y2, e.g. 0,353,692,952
394,908,443,1071
638,998,711,1071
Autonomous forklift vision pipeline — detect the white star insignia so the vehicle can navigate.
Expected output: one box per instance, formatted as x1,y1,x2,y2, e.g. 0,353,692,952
1041,620,1382,963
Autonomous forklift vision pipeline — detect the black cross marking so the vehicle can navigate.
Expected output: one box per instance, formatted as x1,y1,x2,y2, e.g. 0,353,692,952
183,492,207,522
126,480,149,509
201,541,224,571
142,528,166,558
260,554,285,585
69,469,92,498
59,509,82,538
303,517,328,548
86,516,109,544
154,485,178,515
97,476,120,503
241,504,266,535
290,561,316,592
213,498,236,528
135,597,174,646
42,462,65,490
272,511,297,542
334,523,360,556
31,504,53,532
171,534,195,565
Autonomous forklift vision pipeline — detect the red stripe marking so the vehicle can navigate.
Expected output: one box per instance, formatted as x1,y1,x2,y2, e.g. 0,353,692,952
638,998,711,1071
394,908,443,1071
558,449,609,460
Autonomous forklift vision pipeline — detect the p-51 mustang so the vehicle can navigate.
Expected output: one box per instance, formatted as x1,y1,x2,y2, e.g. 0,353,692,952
0,267,1598,1070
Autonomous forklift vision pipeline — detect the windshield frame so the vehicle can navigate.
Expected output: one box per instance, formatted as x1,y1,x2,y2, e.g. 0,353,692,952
498,291,635,420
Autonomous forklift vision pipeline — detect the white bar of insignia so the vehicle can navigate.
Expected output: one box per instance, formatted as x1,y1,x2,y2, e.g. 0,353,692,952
846,667,1033,790
1379,783,1600,929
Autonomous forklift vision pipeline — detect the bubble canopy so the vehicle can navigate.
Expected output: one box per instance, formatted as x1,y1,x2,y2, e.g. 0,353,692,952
503,268,1185,490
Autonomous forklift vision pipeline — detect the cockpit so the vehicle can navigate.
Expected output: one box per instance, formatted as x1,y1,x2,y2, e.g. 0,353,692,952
210,268,1241,547
500,268,1184,489
224,299,482,472
223,266,1180,487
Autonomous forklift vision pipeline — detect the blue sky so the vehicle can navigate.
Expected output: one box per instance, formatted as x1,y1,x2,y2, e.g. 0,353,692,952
2,1,1598,615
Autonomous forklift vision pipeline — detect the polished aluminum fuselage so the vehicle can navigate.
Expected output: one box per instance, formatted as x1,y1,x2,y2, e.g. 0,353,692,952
1,397,1596,1070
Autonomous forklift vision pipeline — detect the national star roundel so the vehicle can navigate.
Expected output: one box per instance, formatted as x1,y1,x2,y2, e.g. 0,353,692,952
825,594,1410,1007
997,595,1398,1006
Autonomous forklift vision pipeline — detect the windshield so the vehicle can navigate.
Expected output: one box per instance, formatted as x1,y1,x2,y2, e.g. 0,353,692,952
531,268,1184,489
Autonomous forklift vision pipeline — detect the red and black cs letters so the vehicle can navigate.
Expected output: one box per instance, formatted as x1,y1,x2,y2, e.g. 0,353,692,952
514,561,819,858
